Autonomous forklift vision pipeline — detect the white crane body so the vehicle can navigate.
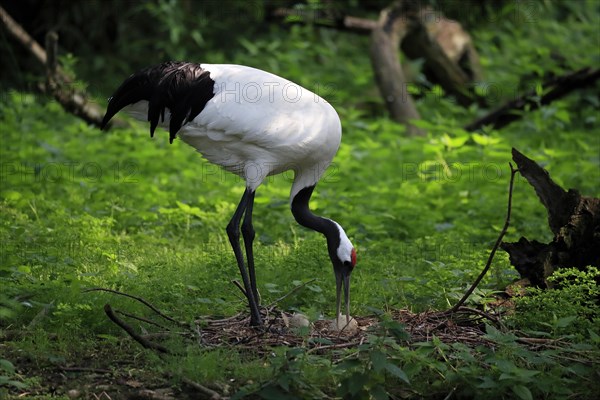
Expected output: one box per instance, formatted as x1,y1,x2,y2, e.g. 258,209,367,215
101,62,355,327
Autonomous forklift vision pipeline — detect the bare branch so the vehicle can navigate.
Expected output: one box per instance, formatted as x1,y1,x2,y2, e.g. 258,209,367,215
181,377,223,400
0,5,47,64
84,287,186,326
447,163,518,313
115,310,170,330
465,67,600,132
0,6,119,128
104,304,170,354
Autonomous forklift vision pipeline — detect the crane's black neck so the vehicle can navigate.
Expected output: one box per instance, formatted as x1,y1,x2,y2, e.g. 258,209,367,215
291,186,341,255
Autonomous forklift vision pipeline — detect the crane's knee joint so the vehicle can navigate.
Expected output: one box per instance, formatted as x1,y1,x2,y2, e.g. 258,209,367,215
226,222,240,241
241,222,255,241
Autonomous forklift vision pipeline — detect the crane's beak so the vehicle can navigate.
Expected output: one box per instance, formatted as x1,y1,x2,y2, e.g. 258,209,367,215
335,267,351,325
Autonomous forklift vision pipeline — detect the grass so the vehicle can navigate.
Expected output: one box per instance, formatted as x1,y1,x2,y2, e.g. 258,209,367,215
1,1,600,398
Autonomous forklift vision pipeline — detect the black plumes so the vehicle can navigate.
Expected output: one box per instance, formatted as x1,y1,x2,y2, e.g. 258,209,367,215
101,61,215,143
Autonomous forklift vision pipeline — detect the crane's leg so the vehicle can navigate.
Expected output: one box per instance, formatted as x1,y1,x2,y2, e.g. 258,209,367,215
226,188,262,326
241,190,259,305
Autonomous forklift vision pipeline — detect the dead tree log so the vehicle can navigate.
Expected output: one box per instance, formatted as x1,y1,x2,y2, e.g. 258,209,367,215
409,13,482,82
465,67,600,132
272,2,483,108
501,148,600,287
370,3,423,135
400,6,483,106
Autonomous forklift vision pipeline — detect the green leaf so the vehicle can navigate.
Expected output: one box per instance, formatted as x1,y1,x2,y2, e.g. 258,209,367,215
477,376,497,389
7,380,28,389
441,133,469,148
277,374,291,392
555,316,577,328
286,348,305,358
370,385,389,400
385,363,410,384
306,284,322,293
511,384,533,400
1,190,22,201
346,372,369,395
308,337,333,345
370,350,387,372
484,325,517,344
258,385,297,400
588,329,600,343
555,109,571,123
471,133,500,146
410,119,436,130
515,369,540,381
535,83,544,97
0,359,15,374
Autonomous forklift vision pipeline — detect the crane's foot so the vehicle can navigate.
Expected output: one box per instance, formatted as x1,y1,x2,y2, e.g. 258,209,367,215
248,301,263,327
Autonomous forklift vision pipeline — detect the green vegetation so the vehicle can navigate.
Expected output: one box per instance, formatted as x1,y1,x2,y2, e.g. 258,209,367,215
1,1,599,398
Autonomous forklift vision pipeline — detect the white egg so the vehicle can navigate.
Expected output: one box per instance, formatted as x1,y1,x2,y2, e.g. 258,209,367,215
289,312,310,328
330,315,358,333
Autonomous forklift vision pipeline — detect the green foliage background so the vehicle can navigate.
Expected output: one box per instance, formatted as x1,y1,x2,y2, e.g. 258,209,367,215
1,0,599,398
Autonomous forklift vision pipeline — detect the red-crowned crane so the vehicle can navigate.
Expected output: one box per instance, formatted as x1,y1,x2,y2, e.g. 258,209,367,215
101,61,356,327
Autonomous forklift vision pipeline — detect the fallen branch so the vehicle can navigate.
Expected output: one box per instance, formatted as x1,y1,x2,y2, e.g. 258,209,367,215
515,337,564,345
181,377,223,400
60,366,113,374
0,5,47,65
115,309,170,330
306,341,361,355
195,313,243,325
0,6,115,128
452,306,506,330
271,7,377,33
84,287,186,326
465,67,600,131
140,332,173,340
448,163,518,313
104,304,170,354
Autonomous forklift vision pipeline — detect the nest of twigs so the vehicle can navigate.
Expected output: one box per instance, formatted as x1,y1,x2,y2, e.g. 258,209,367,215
196,306,502,353
88,286,506,357
81,290,512,399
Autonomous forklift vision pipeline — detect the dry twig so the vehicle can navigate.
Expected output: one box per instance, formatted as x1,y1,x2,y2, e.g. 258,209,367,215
84,287,186,326
115,310,170,330
306,341,361,355
0,6,124,128
447,163,518,314
181,377,223,400
60,366,112,374
465,67,600,132
104,304,170,354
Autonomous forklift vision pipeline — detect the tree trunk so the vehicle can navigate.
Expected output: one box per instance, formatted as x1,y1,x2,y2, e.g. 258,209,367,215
401,10,484,106
369,3,424,135
501,148,600,287
271,2,483,107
